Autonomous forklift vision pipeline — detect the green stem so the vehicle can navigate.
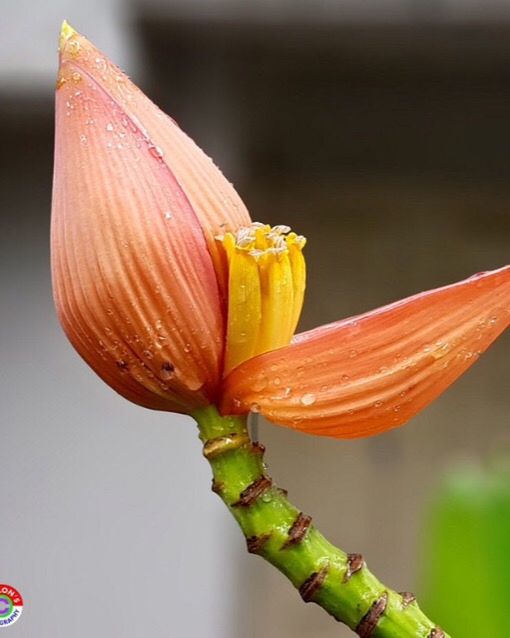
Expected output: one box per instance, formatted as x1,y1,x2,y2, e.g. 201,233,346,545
193,405,449,638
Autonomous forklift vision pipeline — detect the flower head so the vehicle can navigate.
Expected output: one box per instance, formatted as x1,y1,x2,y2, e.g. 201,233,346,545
52,24,510,436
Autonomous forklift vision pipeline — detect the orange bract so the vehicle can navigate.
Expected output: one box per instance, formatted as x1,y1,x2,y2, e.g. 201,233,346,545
53,31,229,412
221,268,510,438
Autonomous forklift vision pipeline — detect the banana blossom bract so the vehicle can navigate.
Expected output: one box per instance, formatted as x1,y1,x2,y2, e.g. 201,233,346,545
52,23,510,438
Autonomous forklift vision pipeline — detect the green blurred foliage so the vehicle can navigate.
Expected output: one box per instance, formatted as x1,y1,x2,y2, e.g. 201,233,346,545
419,460,510,637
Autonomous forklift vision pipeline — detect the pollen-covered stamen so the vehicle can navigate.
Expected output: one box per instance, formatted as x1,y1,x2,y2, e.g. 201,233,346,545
217,222,306,375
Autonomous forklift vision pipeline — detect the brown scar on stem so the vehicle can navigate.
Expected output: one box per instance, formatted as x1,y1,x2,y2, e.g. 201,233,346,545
400,591,417,608
202,432,250,460
232,476,272,507
343,553,365,583
429,629,446,638
251,441,266,456
246,533,272,554
299,565,329,602
211,479,224,495
282,512,312,549
356,592,388,638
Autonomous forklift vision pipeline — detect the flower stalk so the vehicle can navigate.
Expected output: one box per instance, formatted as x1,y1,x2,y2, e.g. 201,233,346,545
194,405,449,638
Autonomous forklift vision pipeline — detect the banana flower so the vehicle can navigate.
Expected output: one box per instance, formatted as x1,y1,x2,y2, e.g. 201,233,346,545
52,22,510,439
51,23,510,638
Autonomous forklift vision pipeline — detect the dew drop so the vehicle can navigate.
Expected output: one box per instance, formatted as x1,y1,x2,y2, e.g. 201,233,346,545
148,144,164,159
106,122,114,132
341,374,350,382
374,400,383,408
164,211,173,220
188,378,204,391
68,40,81,56
349,349,358,359
143,349,154,360
261,492,273,503
273,376,281,386
300,393,316,406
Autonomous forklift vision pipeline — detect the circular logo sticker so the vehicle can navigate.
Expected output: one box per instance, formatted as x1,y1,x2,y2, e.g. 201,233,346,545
0,585,23,628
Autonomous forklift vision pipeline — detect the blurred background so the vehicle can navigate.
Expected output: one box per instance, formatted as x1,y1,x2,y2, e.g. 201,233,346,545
1,1,509,636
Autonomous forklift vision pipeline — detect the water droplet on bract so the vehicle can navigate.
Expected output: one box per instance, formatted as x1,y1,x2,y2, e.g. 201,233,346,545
106,122,114,132
68,40,81,56
188,378,204,391
261,492,273,503
273,376,281,386
160,362,175,380
393,405,401,412
164,212,172,220
349,349,358,358
79,134,87,145
156,334,167,347
116,359,129,372
143,349,153,360
374,401,383,408
148,144,164,159
341,374,350,383
300,393,316,406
